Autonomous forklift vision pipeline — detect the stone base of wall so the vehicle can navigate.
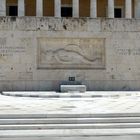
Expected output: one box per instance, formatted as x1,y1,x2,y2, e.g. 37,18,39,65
0,80,139,92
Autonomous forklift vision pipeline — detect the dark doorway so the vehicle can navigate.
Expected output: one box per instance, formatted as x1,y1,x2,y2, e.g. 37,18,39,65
61,7,72,17
8,6,18,16
114,8,122,18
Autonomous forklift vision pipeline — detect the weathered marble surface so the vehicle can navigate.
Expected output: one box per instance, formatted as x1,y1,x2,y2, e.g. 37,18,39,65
0,17,139,91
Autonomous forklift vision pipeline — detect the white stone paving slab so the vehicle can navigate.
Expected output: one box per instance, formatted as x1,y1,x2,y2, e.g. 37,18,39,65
0,92,140,115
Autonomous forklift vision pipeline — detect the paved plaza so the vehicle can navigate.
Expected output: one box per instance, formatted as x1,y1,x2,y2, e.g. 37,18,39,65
0,91,140,114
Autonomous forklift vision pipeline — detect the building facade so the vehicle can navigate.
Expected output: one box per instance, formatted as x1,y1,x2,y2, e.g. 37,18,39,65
0,0,139,91
1,0,140,18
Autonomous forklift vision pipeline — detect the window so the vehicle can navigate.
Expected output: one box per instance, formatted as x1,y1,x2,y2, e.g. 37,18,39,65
61,5,72,17
114,8,123,18
7,5,18,16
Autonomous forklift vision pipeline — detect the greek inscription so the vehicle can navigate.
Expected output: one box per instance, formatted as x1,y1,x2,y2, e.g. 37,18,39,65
0,46,26,57
117,48,140,56
0,38,26,57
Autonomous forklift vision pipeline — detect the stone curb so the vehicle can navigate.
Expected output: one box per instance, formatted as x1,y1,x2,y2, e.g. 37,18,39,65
1,92,102,98
1,91,140,98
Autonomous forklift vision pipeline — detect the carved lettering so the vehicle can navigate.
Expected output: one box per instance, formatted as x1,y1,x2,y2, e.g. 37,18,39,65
117,48,140,56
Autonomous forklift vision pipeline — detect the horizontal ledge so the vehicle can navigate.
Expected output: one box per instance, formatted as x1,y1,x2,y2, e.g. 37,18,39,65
0,113,140,119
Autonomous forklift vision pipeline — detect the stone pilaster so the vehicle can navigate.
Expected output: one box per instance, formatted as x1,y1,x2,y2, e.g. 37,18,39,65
0,0,6,16
108,0,114,18
36,0,43,16
55,0,61,17
135,0,140,18
18,0,25,16
90,0,97,18
73,0,79,17
125,0,132,18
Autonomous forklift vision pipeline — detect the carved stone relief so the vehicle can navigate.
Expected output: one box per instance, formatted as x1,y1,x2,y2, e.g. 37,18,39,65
37,38,105,69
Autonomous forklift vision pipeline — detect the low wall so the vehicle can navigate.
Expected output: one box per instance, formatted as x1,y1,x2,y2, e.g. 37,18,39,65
0,17,140,91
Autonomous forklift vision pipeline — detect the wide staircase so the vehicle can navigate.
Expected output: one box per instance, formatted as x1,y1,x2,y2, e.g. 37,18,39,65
1,113,140,139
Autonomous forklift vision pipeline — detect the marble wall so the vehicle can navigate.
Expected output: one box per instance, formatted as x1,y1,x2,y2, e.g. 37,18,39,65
0,17,140,91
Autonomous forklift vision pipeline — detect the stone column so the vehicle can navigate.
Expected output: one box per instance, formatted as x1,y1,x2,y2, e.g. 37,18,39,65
125,0,132,18
18,0,25,16
73,0,79,17
108,0,114,18
55,0,61,17
36,0,43,16
0,0,6,16
90,0,97,18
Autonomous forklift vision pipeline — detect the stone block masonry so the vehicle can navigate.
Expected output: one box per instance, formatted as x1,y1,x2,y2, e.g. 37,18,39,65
0,17,140,91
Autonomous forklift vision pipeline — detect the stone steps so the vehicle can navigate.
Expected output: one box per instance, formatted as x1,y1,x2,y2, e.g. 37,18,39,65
1,113,140,139
1,117,140,124
1,113,140,118
2,123,140,130
1,128,140,137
